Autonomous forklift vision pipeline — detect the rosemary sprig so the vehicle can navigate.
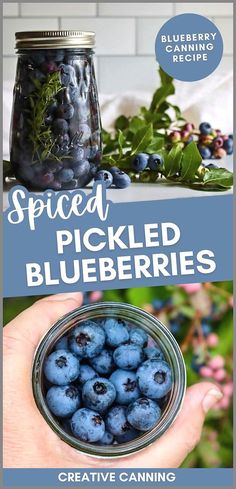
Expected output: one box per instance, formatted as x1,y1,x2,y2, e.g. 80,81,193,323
27,71,64,163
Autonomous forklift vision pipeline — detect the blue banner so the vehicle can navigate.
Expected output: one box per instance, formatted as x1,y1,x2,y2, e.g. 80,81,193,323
3,468,234,487
3,185,233,297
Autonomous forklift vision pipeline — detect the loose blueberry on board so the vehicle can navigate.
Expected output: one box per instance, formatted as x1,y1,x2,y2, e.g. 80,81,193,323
126,398,161,431
199,122,212,135
137,359,172,399
82,378,116,413
129,327,148,348
109,369,140,405
90,349,115,375
103,318,129,348
148,154,164,172
113,171,131,189
46,385,80,417
113,344,144,370
71,408,105,442
132,153,149,172
68,321,105,358
109,166,120,176
44,350,80,385
94,170,113,188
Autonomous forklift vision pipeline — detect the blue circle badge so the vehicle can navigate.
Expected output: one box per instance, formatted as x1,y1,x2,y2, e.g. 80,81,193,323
155,14,223,81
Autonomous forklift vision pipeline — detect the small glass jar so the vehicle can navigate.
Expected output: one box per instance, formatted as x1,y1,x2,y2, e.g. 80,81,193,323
32,302,186,458
10,31,102,190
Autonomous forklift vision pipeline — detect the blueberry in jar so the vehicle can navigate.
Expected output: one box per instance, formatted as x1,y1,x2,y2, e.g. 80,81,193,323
46,385,80,417
10,31,102,190
44,350,80,385
68,321,105,358
71,408,105,442
82,377,116,413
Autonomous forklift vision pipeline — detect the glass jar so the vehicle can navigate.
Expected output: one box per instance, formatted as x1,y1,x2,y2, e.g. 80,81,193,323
32,302,186,458
10,31,102,190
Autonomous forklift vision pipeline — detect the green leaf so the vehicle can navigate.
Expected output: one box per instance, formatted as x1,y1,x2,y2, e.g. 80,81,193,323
164,143,183,177
114,115,129,131
117,129,126,158
179,142,202,182
203,168,233,188
131,123,153,155
146,137,165,153
149,68,175,113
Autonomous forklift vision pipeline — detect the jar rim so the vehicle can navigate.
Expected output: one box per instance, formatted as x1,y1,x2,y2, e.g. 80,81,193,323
32,301,187,458
15,30,95,49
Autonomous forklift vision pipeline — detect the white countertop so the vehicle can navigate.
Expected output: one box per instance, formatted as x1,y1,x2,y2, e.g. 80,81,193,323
3,155,233,210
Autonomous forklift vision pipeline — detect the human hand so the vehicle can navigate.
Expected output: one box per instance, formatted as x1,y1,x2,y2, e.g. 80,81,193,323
3,293,223,468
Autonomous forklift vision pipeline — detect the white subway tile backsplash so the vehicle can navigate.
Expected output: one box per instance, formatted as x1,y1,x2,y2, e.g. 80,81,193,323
137,18,169,55
21,3,96,17
98,3,173,17
3,3,19,17
213,18,233,55
176,2,233,16
3,57,17,83
61,17,135,55
99,56,160,93
3,18,59,56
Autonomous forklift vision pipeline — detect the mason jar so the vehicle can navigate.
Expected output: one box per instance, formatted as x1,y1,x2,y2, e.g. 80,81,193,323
10,31,102,190
32,302,186,458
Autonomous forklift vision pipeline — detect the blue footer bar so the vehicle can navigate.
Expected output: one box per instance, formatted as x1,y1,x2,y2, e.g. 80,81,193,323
3,468,234,487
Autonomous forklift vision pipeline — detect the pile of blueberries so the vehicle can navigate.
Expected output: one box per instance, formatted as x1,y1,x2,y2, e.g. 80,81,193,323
43,318,172,445
169,122,233,160
11,49,102,190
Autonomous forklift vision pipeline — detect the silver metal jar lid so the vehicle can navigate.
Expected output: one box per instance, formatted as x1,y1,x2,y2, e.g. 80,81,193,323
15,30,95,49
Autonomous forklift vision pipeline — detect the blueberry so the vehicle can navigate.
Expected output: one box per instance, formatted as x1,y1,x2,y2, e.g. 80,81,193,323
97,431,114,445
57,103,74,120
70,147,85,163
103,318,129,348
197,145,212,159
76,364,98,387
110,166,120,176
44,349,80,385
109,369,140,405
47,49,64,63
137,360,172,399
72,159,90,179
82,378,116,413
31,69,45,83
59,64,77,86
127,398,161,431
54,336,69,351
46,385,80,418
152,299,163,311
90,349,115,375
77,123,91,144
30,51,45,65
115,427,139,443
68,321,105,358
71,408,105,442
228,134,233,140
202,323,211,337
105,405,130,436
132,153,149,172
223,138,233,154
68,85,80,103
62,179,78,189
45,160,63,174
144,346,164,361
34,172,54,189
18,166,34,182
148,154,164,172
94,170,113,188
129,327,148,347
41,61,58,74
170,322,180,336
113,171,131,189
57,168,74,183
53,118,69,135
113,344,144,370
199,122,212,135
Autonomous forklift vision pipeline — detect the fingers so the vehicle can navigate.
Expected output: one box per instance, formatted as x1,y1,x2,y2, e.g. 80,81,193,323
3,292,83,383
111,382,223,469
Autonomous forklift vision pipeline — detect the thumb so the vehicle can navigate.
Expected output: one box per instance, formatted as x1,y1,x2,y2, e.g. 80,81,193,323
149,382,223,467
